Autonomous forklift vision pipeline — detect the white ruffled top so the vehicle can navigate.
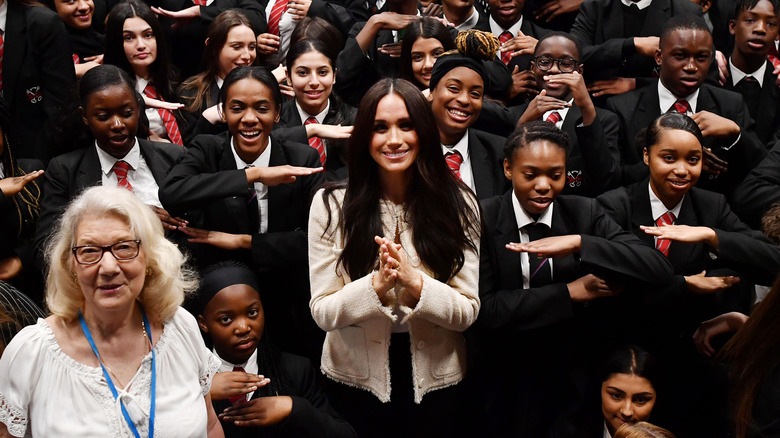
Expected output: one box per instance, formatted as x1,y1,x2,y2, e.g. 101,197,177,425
0,307,220,438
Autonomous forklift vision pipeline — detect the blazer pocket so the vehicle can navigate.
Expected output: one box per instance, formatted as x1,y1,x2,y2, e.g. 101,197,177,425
428,328,467,379
325,325,370,380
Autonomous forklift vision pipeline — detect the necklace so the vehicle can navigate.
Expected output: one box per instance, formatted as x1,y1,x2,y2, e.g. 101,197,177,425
79,308,156,438
92,319,150,388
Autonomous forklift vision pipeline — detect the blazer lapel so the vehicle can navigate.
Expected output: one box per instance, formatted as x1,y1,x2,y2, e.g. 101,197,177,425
604,0,625,41
76,147,104,190
139,139,167,184
758,60,777,135
494,192,524,289
666,195,700,270
4,3,25,105
267,138,292,233
640,0,671,37
468,130,493,199
629,183,656,247
562,106,581,158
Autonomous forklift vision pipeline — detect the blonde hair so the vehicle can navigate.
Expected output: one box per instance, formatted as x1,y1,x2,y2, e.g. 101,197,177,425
45,186,197,323
614,422,676,438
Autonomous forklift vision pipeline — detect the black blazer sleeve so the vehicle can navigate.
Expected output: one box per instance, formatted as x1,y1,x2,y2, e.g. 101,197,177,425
730,140,780,229
276,353,357,438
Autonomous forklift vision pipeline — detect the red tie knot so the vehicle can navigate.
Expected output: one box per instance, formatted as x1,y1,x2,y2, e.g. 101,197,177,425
656,211,675,227
672,99,691,115
545,111,562,125
305,116,318,125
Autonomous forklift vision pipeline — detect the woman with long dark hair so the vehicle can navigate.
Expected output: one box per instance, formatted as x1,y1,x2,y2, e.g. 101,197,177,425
308,78,481,437
104,0,184,144
399,17,454,90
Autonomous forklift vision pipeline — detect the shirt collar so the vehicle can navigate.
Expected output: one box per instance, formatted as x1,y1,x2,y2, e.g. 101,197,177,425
231,137,272,169
441,129,470,155
729,57,767,87
658,80,699,114
0,0,8,34
213,347,259,375
648,182,684,221
542,98,573,127
511,191,554,230
135,76,149,94
295,99,330,125
621,0,652,10
489,14,523,37
454,7,480,31
95,138,141,176
215,76,224,89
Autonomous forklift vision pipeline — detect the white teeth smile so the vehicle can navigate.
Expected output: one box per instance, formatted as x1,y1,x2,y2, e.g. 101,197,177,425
241,131,259,137
384,151,408,158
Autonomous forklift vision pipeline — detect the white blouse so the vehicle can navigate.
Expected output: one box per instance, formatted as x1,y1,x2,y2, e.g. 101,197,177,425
0,307,220,438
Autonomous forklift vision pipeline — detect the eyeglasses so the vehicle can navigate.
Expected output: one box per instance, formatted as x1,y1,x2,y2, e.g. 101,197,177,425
533,56,580,73
72,240,142,265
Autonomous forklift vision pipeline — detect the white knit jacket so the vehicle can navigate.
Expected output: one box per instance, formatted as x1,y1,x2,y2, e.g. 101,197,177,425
308,188,480,403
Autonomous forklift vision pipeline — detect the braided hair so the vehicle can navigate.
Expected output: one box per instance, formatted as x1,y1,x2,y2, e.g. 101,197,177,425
505,120,570,162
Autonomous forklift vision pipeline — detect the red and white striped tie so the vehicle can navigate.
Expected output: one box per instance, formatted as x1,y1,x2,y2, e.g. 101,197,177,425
655,211,675,257
545,111,562,125
228,366,248,405
304,117,326,166
113,160,133,192
499,31,512,65
267,0,287,36
142,84,183,145
445,150,463,180
671,99,691,115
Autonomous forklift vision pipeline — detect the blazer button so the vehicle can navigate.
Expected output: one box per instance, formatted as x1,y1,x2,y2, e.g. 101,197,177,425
417,341,425,350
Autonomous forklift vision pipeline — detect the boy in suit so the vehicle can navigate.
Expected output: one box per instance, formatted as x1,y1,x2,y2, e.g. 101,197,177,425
723,0,780,145
606,14,766,197
473,120,672,437
514,32,621,196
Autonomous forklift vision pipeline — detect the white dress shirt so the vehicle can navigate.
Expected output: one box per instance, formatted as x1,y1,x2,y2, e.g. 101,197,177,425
511,193,555,288
135,76,166,139
231,137,272,234
453,7,480,31
542,99,574,129
729,57,767,87
95,139,162,208
214,347,259,400
648,183,683,245
620,0,652,9
658,80,699,115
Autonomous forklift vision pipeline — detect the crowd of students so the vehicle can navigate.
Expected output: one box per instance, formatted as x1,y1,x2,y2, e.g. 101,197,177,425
0,0,779,435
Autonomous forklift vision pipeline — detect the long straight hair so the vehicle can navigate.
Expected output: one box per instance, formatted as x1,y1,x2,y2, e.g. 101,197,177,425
321,78,479,282
104,0,177,100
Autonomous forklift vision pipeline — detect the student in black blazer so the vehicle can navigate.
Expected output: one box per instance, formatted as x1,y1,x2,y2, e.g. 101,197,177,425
597,113,780,438
730,140,780,230
4,0,76,162
605,15,766,196
197,262,356,438
427,31,510,200
512,33,621,197
274,39,356,181
178,10,257,144
159,67,325,363
569,0,702,84
474,121,672,438
334,0,421,106
721,0,780,146
36,66,185,260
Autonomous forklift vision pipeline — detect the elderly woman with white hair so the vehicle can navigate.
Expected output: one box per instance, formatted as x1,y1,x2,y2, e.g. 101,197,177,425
0,186,224,437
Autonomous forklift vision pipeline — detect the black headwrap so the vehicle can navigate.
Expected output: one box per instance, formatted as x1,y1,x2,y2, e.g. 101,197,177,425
197,262,260,313
429,53,486,91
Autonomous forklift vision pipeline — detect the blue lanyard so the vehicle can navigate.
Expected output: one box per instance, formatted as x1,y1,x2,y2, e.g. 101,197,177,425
79,308,156,438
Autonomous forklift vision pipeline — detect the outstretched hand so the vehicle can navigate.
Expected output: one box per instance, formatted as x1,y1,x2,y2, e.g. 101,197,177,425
0,169,43,197
245,165,324,186
684,270,740,295
567,273,623,302
640,224,718,247
210,371,270,402
219,396,293,427
506,235,582,258
179,226,251,250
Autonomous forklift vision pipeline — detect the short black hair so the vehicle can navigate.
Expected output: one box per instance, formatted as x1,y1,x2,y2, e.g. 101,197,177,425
732,0,780,20
504,120,569,162
643,112,704,151
659,14,712,46
533,31,583,61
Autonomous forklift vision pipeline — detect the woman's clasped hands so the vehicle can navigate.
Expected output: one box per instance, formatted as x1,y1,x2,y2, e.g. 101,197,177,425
373,235,423,304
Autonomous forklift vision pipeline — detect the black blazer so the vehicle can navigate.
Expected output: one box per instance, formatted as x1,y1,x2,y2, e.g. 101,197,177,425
213,352,357,438
334,22,399,107
478,103,622,197
273,97,357,180
473,16,553,73
598,182,780,341
570,0,702,82
605,81,767,195
5,3,76,162
723,59,780,146
472,191,673,437
159,132,325,361
178,78,221,145
464,129,510,200
36,139,184,253
731,139,780,230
